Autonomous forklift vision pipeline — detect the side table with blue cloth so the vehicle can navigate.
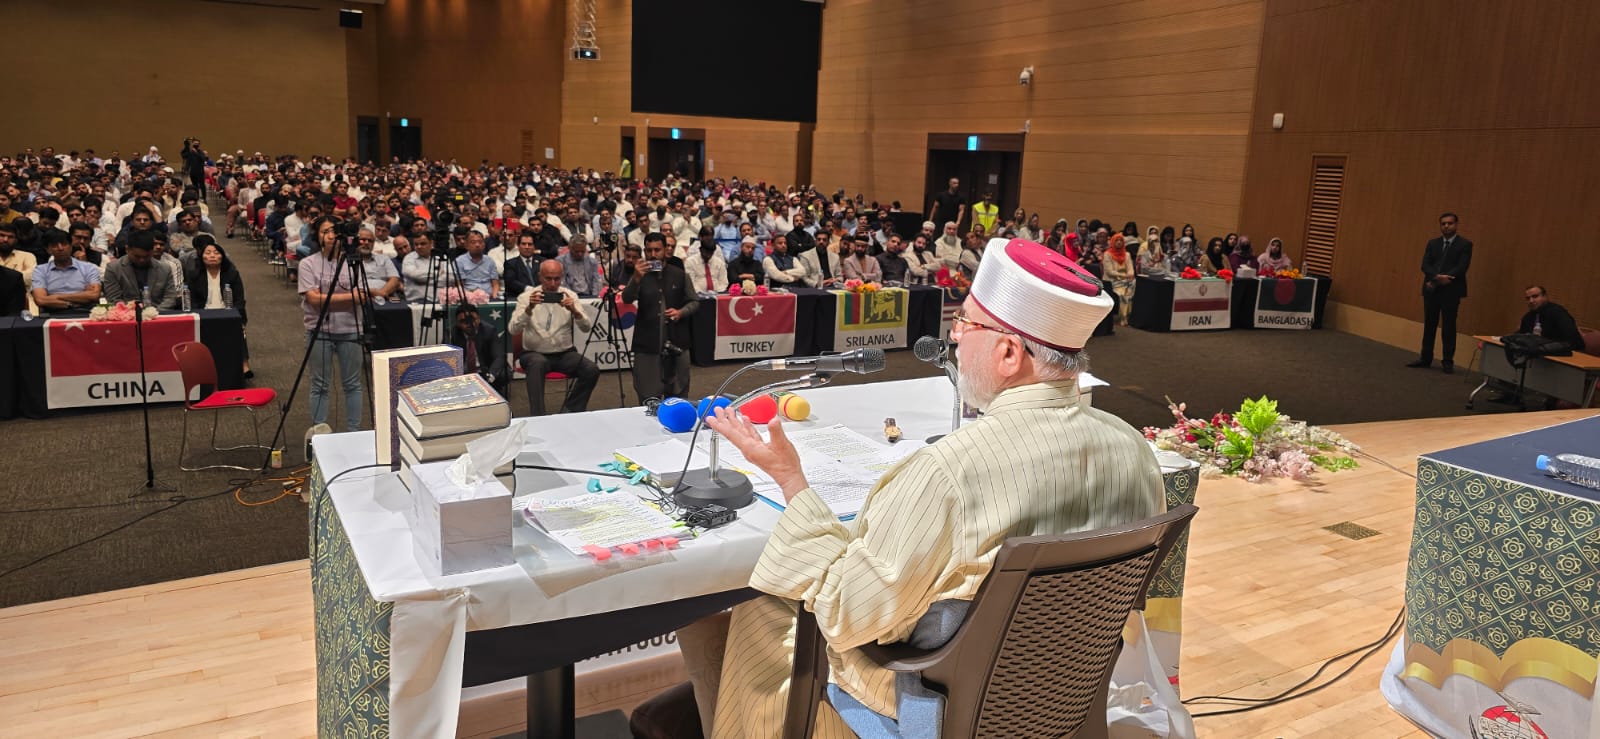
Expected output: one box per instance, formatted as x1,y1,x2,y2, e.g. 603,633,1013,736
1381,415,1600,738
0,309,244,419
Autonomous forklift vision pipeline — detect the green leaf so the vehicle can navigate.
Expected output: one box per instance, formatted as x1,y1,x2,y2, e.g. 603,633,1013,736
1311,454,1358,472
1235,396,1281,437
1217,426,1254,462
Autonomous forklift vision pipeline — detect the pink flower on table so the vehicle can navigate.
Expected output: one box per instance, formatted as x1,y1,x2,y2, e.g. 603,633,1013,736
729,284,743,296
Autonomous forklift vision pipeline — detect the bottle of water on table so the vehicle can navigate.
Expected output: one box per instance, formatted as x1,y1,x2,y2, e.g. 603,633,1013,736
1537,453,1600,491
180,284,192,312
141,284,152,310
223,284,234,309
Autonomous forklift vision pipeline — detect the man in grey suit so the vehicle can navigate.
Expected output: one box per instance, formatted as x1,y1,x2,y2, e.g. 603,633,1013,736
1407,212,1473,373
102,230,179,309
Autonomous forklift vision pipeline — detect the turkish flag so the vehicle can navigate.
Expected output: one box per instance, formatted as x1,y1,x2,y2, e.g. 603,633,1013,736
714,294,797,360
44,314,200,408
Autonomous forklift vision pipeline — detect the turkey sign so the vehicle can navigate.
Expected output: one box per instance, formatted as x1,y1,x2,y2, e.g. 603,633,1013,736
713,294,797,360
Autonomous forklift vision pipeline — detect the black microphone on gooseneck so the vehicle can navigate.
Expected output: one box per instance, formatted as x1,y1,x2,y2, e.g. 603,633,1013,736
915,336,958,386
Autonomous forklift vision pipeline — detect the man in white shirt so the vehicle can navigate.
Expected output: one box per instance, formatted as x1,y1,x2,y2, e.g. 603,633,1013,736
401,232,451,302
509,259,599,416
684,241,729,294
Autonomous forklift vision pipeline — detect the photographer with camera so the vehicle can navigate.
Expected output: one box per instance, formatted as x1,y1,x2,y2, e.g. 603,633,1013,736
510,260,600,415
622,232,697,402
298,216,365,432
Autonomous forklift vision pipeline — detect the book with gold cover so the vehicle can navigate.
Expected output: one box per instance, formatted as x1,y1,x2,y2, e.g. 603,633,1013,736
397,373,510,439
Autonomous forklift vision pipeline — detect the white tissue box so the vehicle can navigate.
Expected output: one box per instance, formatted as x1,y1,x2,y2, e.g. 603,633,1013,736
409,460,514,576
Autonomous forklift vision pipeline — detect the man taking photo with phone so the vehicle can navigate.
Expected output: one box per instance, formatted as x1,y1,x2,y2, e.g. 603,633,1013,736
510,259,600,416
623,232,697,402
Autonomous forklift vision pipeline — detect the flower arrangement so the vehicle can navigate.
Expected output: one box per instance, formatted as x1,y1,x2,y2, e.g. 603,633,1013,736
1142,396,1359,482
437,287,490,305
1274,268,1303,279
1216,268,1234,283
934,268,970,289
89,301,158,322
1179,267,1203,280
842,279,881,293
728,281,769,296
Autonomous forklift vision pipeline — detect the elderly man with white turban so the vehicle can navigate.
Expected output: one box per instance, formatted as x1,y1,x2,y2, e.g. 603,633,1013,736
668,239,1166,738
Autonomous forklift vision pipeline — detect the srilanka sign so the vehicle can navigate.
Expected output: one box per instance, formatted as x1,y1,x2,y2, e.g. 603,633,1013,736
714,294,797,360
45,314,200,409
1170,278,1231,331
833,287,908,351
1253,277,1317,329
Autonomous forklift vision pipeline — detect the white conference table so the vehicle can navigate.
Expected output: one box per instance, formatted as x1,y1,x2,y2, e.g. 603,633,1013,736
314,375,962,738
309,374,1188,739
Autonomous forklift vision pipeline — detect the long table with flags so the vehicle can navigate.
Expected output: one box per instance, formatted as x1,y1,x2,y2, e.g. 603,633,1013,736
0,309,245,419
370,286,942,371
1130,275,1331,332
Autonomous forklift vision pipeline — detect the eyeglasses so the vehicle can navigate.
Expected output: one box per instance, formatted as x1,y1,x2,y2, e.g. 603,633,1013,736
950,310,1015,339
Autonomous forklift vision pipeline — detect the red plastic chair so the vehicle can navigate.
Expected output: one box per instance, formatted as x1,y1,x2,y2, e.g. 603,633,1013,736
172,341,278,471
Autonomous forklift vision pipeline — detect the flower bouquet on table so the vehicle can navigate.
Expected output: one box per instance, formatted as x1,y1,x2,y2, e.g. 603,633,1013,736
1273,268,1303,279
436,287,490,305
1216,268,1234,283
842,279,881,293
90,301,156,322
935,268,971,303
1179,267,1203,280
728,280,768,296
1142,396,1359,482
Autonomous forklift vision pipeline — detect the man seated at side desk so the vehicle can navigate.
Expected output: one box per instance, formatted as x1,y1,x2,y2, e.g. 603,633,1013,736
1487,285,1589,405
669,240,1164,738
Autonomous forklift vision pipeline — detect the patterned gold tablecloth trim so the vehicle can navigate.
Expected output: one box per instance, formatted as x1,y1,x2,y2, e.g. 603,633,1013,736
1403,637,1598,698
1145,597,1183,634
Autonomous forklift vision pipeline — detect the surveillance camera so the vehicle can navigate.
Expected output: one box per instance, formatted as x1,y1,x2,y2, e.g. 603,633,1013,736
1019,66,1034,86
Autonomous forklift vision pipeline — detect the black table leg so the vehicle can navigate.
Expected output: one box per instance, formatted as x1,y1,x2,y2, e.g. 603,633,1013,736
527,663,576,739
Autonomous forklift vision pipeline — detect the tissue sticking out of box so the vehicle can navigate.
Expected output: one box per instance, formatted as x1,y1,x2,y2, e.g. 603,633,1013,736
448,420,528,488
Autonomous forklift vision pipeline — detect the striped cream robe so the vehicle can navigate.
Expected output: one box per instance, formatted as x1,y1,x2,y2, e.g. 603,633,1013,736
699,379,1165,738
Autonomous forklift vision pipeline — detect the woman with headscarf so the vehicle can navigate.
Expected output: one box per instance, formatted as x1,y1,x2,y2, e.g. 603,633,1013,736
1102,233,1137,324
1139,238,1171,278
1062,231,1082,262
1142,225,1161,273
1202,236,1228,275
1170,236,1200,272
186,235,253,377
1045,219,1069,255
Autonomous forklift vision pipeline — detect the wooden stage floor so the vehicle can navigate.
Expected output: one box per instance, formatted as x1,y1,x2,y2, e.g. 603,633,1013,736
3,409,1593,738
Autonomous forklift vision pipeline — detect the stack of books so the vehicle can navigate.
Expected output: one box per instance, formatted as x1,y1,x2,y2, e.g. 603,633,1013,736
395,373,516,494
373,345,464,469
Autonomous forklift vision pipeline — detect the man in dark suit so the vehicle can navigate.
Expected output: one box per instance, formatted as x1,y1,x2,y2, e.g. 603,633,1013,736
623,232,698,402
1408,212,1472,373
0,265,26,316
450,308,509,396
501,232,541,300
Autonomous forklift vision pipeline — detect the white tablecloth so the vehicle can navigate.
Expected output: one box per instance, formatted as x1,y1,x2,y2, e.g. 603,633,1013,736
319,376,963,736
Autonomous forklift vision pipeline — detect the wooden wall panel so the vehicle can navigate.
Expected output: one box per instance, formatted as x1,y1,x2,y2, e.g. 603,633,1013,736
812,0,1263,233
1239,0,1600,337
2,0,353,158
375,0,565,165
558,0,801,184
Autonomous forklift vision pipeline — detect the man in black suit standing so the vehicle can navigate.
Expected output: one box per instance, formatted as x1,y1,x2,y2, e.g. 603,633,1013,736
502,231,541,299
1408,212,1472,373
623,232,698,402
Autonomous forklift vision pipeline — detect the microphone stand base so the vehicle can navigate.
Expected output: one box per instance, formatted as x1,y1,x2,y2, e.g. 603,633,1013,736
674,468,755,510
924,434,944,444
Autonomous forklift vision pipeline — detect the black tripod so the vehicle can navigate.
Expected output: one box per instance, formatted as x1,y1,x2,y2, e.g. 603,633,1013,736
128,300,176,497
417,248,466,346
262,241,362,469
581,287,635,406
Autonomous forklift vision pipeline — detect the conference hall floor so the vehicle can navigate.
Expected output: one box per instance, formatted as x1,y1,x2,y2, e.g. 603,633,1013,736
0,226,1505,608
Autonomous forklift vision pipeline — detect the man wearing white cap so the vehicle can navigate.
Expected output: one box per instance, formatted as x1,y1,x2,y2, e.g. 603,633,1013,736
664,238,1166,738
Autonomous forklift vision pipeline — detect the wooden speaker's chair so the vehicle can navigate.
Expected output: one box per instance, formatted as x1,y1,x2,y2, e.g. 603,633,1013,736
783,504,1199,739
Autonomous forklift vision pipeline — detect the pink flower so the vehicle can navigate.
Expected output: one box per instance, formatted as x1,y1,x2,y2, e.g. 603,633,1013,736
729,284,743,296
755,285,769,296
1184,433,1196,442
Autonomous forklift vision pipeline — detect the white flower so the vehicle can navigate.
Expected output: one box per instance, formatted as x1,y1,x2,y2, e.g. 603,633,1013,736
142,306,159,320
89,306,108,321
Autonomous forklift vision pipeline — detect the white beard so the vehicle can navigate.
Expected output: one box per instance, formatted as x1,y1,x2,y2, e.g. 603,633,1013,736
956,349,999,411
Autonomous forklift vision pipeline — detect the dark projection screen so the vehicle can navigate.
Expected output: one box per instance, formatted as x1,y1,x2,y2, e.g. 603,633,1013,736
631,0,821,123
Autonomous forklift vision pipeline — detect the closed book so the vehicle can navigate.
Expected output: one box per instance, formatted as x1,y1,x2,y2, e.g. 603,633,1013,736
398,443,515,476
373,345,463,468
396,374,510,439
400,424,512,461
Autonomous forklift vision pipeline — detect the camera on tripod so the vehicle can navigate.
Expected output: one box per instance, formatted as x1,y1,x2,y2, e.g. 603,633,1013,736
661,341,683,359
335,220,363,263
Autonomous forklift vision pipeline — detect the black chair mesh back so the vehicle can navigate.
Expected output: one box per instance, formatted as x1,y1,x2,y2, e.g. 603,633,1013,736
973,549,1158,737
